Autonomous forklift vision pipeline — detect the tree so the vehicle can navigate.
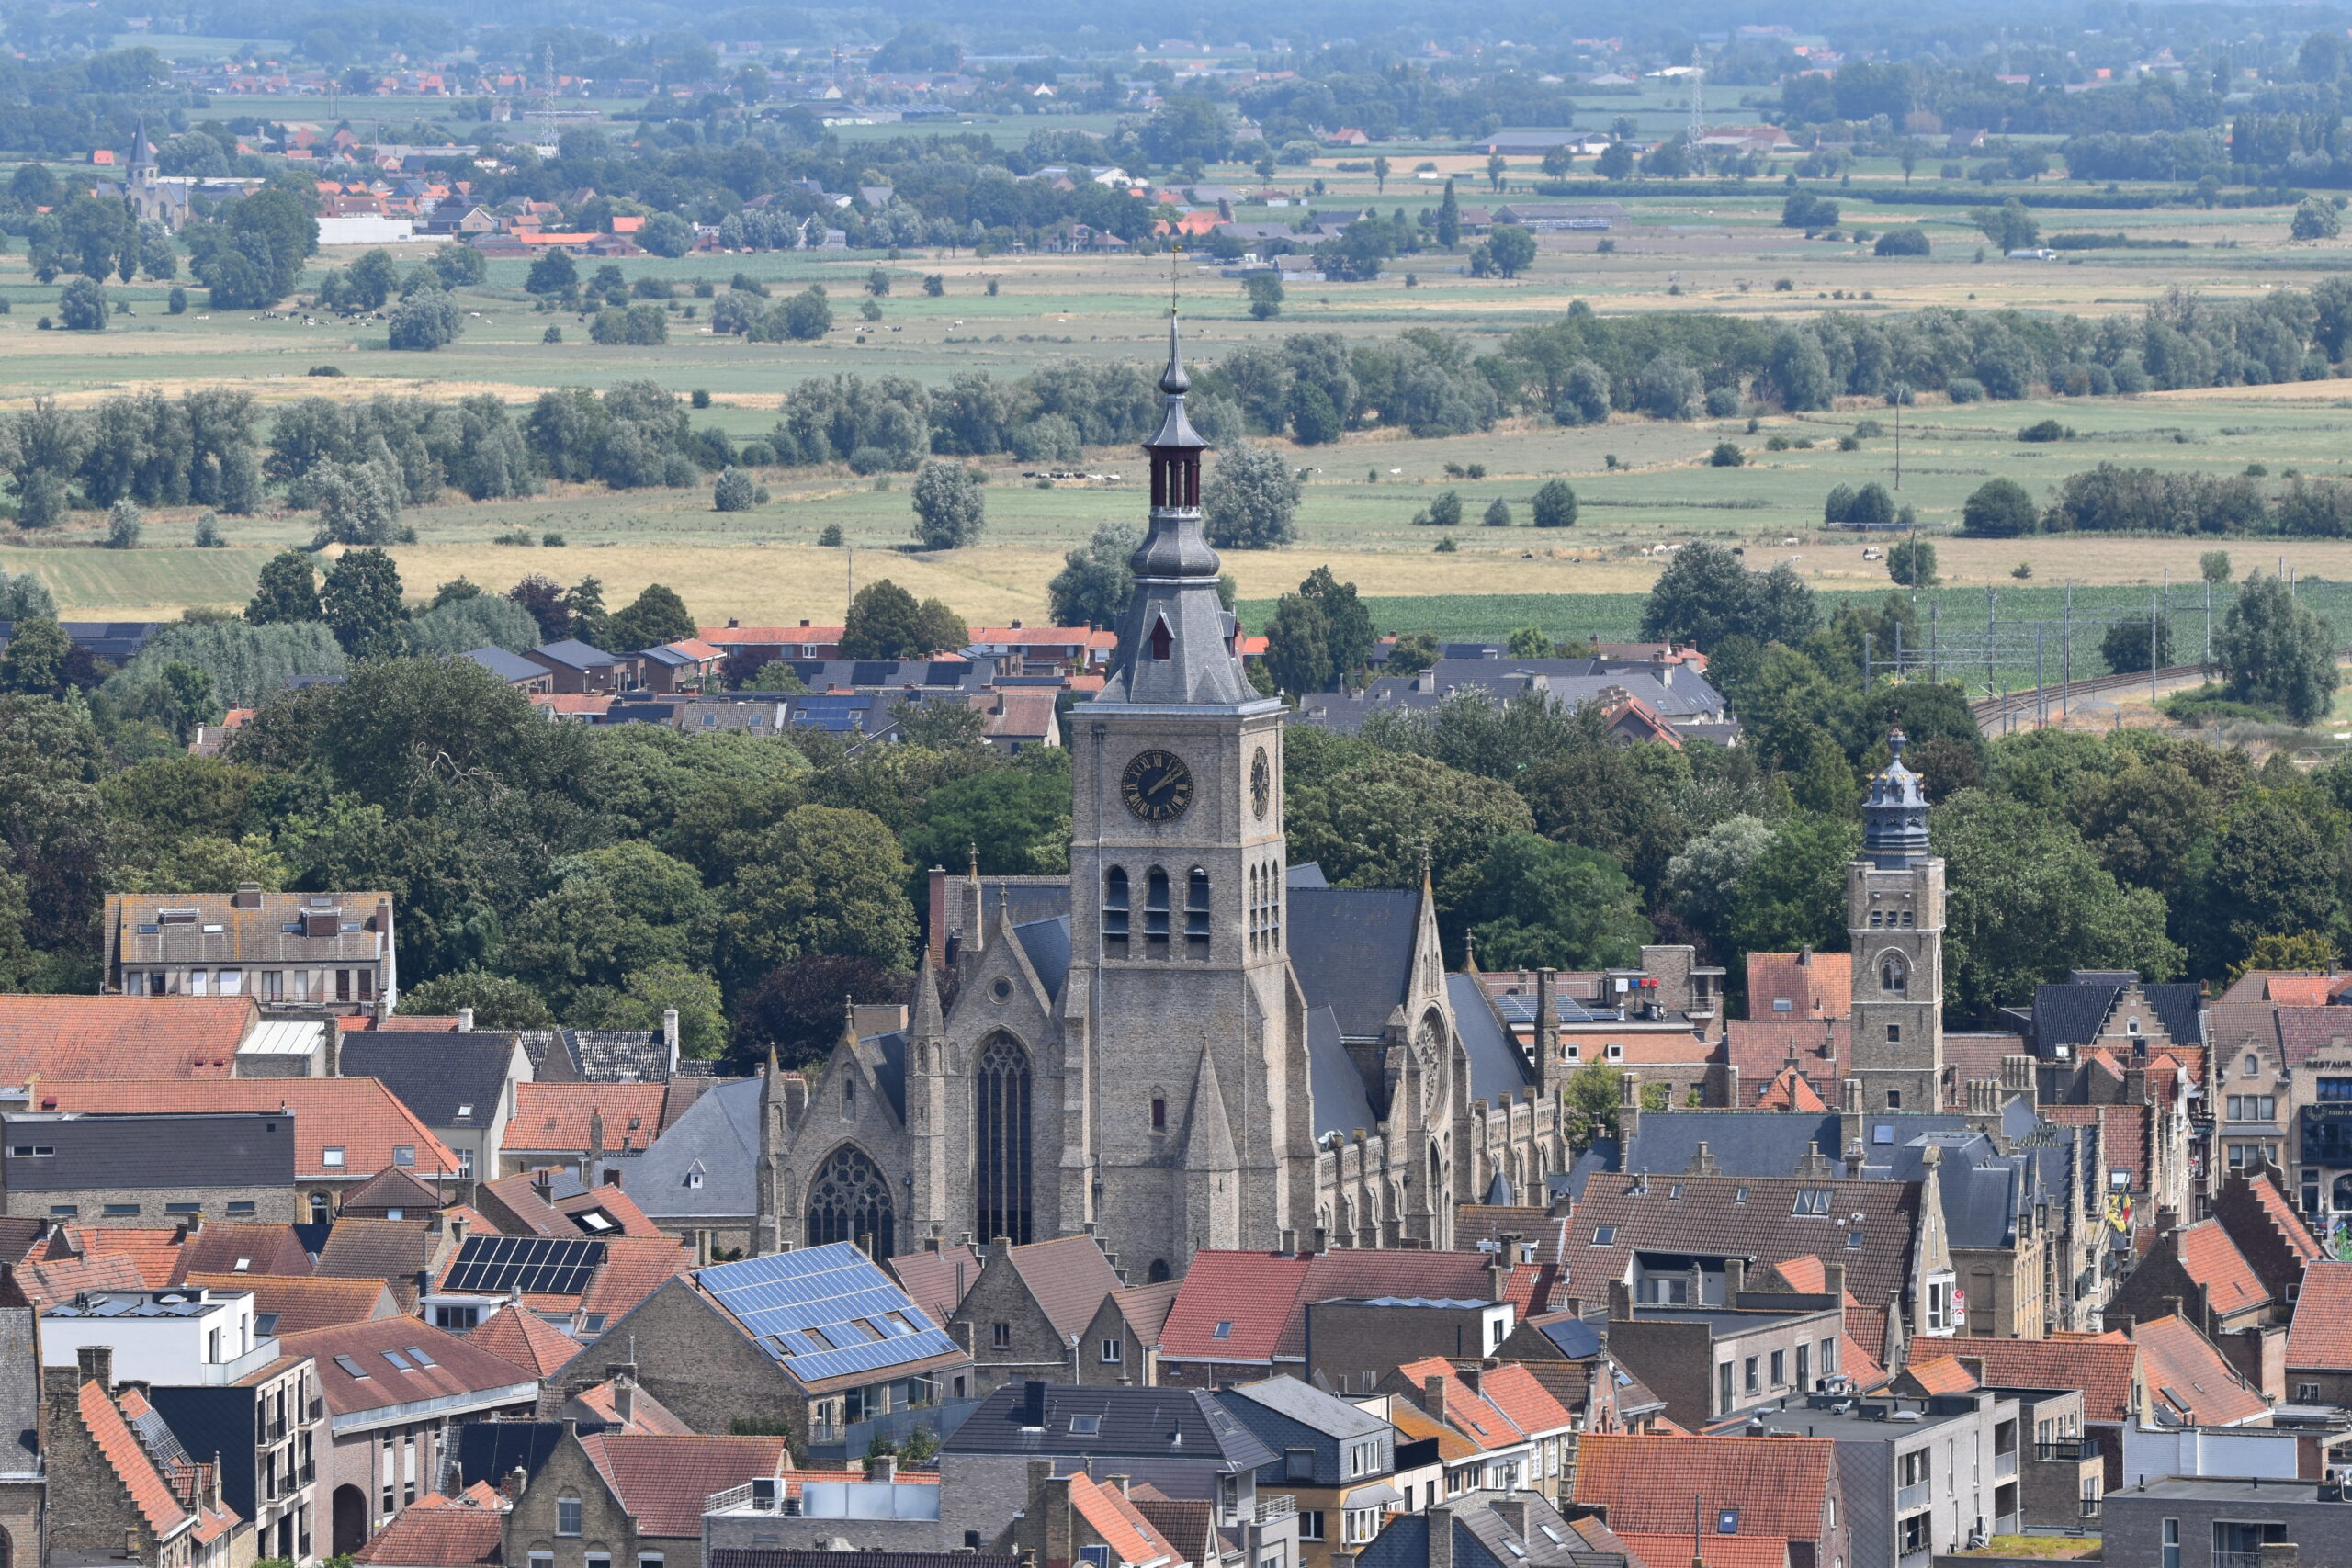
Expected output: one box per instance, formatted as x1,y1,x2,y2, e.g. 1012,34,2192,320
1726,814,1861,958
639,212,694,258
1938,789,2181,1013
1243,273,1283,321
910,461,986,549
387,286,461,350
2201,550,2234,584
1640,543,1752,649
778,288,832,340
1874,227,1931,256
2217,573,2340,724
840,580,934,660
1596,141,1635,180
562,579,610,648
2294,199,2343,242
2101,614,2174,674
1708,442,1745,468
320,547,408,659
1483,498,1512,527
1456,831,1651,970
501,841,716,1014
1486,225,1536,278
0,617,70,694
1203,444,1302,550
1961,478,2040,537
1888,538,1939,587
1283,728,1535,911
525,247,578,296
247,551,322,624
712,468,756,511
8,399,90,531
743,660,808,693
508,574,568,642
1436,180,1462,248
1047,523,1137,629
310,461,401,547
58,276,106,332
1263,568,1374,694
1970,198,2040,252
430,243,488,288
346,248,399,308
189,188,316,308
1505,626,1554,658
397,969,556,1029
1664,814,1779,952
606,585,697,652
1560,1058,1625,1148
733,953,909,1072
1558,361,1611,426
1532,479,1577,529
571,962,728,1055
1768,329,1834,411
106,499,141,549
720,804,917,988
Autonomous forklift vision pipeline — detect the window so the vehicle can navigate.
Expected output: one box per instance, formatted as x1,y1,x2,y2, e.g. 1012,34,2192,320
165,1202,201,1215
2227,1096,2277,1122
103,1203,139,1217
6,1145,51,1157
1212,1321,1233,1339
1744,1356,1759,1394
1886,1023,1902,1043
1298,1512,1326,1542
1734,1185,1749,1202
974,1034,1033,1247
227,1201,255,1216
638,1556,664,1568
322,1146,345,1168
1606,1043,1623,1061
1717,1510,1739,1536
334,1355,369,1379
2161,1518,2178,1568
1100,1338,1123,1363
557,1497,582,1537
2297,1382,2321,1404
392,1145,415,1167
1885,1089,1903,1110
1151,1096,1166,1132
456,1103,475,1119
1796,1341,1810,1390
1069,1414,1101,1435
1144,867,1171,957
1186,868,1210,959
2079,1478,2100,1518
1591,1225,1616,1246
1103,868,1129,957
1717,1362,1734,1414
587,1556,611,1568
2245,1055,2260,1077
1900,1514,1929,1555
1285,1449,1313,1482
1881,953,1907,996
1793,1189,1832,1216
990,1322,1011,1349
1822,1337,1839,1376
48,1204,75,1217
1770,1349,1786,1386
2319,1077,2352,1103
1846,1228,1865,1249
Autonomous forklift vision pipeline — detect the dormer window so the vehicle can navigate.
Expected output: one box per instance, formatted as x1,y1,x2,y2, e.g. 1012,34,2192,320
1149,616,1172,661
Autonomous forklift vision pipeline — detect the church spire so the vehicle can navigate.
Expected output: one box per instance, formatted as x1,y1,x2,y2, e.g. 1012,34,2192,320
1861,728,1931,869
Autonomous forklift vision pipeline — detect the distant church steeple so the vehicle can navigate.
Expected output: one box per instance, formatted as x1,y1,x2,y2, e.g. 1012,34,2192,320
130,113,155,181
1861,728,1931,868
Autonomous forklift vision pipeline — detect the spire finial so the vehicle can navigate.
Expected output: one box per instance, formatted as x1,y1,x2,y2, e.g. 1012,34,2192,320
841,994,857,1044
1159,305,1190,396
1888,727,1908,761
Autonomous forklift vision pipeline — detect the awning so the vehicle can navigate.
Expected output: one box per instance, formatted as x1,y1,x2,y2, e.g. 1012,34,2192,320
1344,1482,1404,1509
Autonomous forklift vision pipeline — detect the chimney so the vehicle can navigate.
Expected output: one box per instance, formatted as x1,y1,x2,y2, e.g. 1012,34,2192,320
870,1454,898,1483
1535,968,1559,1095
1608,1280,1633,1321
613,1372,634,1424
322,1021,340,1078
77,1346,113,1393
232,883,263,910
1107,1474,1129,1496
1724,1258,1746,1303
662,1009,680,1071
1488,1258,1510,1303
1825,1261,1848,1305
532,1168,553,1201
451,1215,468,1247
503,1465,527,1503
1428,1505,1454,1568
458,1008,475,1032
1618,1070,1642,1142
1424,1374,1449,1422
1491,1498,1530,1539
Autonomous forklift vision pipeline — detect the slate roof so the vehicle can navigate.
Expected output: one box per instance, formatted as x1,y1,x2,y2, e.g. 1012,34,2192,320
6,1109,300,1191
286,1316,538,1417
1861,1130,2036,1251
1220,1373,1393,1438
944,1382,1278,1468
887,1244,983,1328
462,647,546,684
1013,916,1072,1000
1562,1174,1921,1319
183,1273,394,1336
2177,1220,2269,1318
34,1078,458,1178
1159,1249,1494,1363
528,638,617,671
622,1075,759,1222
1450,974,1537,1104
515,1028,675,1085
1306,1004,1376,1139
1287,888,1421,1041
580,1433,790,1537
351,1495,507,1567
2134,1314,2268,1426
2287,1261,2352,1371
466,1303,582,1379
1006,1235,1124,1342
1962,1333,2140,1423
341,1032,520,1129
1622,1112,1842,1179
2031,976,2203,1055
1576,1434,1834,1541
0,996,257,1082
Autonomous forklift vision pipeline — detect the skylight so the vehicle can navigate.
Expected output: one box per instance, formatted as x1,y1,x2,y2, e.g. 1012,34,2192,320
334,1355,368,1379
1212,1321,1233,1339
383,1349,413,1371
1070,1414,1102,1434
1590,1225,1615,1246
405,1347,436,1367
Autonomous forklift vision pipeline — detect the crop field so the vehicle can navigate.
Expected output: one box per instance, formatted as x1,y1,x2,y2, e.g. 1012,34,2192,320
16,104,2352,646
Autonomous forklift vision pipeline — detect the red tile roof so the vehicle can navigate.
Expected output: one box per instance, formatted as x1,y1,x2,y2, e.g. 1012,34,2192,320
1475,1361,1578,1438
8,1248,146,1307
887,1245,982,1327
1067,1472,1178,1567
1574,1434,1833,1542
1385,1396,1479,1463
2134,1314,2268,1426
36,1078,458,1177
1159,1250,1494,1362
580,1235,694,1321
1961,1333,2138,1423
570,1377,693,1435
0,996,257,1082
57,1227,185,1289
1745,953,1852,1022
580,1434,791,1538
1397,1358,1573,1448
558,1184,667,1239
183,1274,396,1335
1839,1333,1887,1392
1755,1066,1828,1112
80,1380,191,1537
503,1083,670,1153
352,1495,506,1567
175,1223,315,1280
1900,1354,1979,1396
2177,1221,2270,1318
1768,1257,1825,1292
2041,1104,2149,1192
1620,1533,1793,1568
288,1316,539,1415
466,1303,582,1379
2288,1262,2352,1371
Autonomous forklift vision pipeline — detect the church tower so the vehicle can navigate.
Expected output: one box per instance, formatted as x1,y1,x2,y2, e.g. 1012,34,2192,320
1068,311,1298,1281
1847,730,1945,1114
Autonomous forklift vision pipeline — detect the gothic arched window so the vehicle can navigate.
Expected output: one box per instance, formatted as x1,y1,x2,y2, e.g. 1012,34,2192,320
976,1034,1034,1245
807,1145,896,1258
1881,953,1907,997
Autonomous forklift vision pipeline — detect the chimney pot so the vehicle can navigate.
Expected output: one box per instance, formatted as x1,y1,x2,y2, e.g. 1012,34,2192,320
458,1007,474,1032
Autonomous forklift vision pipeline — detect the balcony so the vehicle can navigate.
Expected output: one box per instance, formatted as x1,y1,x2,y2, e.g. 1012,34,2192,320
1254,1495,1297,1525
2215,1553,2267,1568
2036,1439,2094,1462
1995,1449,2018,1480
1897,1482,1930,1512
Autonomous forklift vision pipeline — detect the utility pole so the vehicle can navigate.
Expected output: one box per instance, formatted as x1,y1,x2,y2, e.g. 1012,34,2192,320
1893,385,1905,490
2063,581,2073,721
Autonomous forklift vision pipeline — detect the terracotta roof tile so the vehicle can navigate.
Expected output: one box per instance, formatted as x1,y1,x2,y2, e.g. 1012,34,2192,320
1474,1361,1577,1437
466,1303,582,1379
1109,1280,1182,1346
10,1248,146,1307
1397,1358,1572,1450
1006,1235,1124,1341
2134,1314,2268,1426
1067,1472,1178,1566
287,1316,538,1416
1574,1434,1833,1541
580,1235,694,1321
0,996,256,1082
183,1273,396,1335
1620,1533,1793,1568
503,1083,670,1154
1129,1492,1217,1565
80,1380,190,1537
59,1227,184,1289
1161,1250,1494,1364
175,1223,315,1280
1769,1257,1825,1293
1385,1394,1479,1463
2177,1221,2270,1318
2264,976,2335,1007
580,1434,790,1538
1838,1333,1887,1392
1723,1021,1846,1104
570,1378,693,1435
1744,952,1851,1021
1899,1354,1979,1396
2288,1262,2352,1371
36,1078,458,1178
352,1495,506,1567
886,1246,982,1327
1755,1067,1828,1112
2274,1008,2352,1068
2041,1104,2149,1192
316,1219,440,1280
1960,1333,2137,1423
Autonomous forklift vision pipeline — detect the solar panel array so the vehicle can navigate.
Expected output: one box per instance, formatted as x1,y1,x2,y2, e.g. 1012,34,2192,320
444,1235,605,1295
698,1242,960,1384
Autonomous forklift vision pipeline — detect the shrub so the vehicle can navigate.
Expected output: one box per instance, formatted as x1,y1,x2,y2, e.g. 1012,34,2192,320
1532,479,1577,529
1946,377,1985,403
1962,478,2041,537
1873,226,1932,256
1708,441,1745,468
1888,537,1938,586
58,276,104,331
2018,419,2069,442
193,511,223,547
1704,385,1742,418
713,468,757,512
387,286,461,350
166,287,187,314
106,498,141,548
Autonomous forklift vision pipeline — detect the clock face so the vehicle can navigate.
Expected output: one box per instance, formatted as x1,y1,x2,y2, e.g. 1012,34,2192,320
1250,748,1271,820
1121,749,1194,823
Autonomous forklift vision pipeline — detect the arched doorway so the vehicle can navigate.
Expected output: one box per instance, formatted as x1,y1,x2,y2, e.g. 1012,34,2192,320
331,1485,367,1555
1147,1258,1170,1283
975,1033,1033,1244
807,1145,896,1258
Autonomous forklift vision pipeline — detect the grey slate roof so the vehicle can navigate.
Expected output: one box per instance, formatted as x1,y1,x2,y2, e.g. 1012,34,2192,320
1306,1005,1376,1140
1550,1141,1617,1204
1217,1374,1391,1439
944,1382,1278,1468
1013,916,1071,1001
776,658,997,691
2031,975,2204,1054
1285,863,1329,889
2,1111,295,1190
1621,1111,1843,1179
1450,974,1535,1104
340,1032,518,1129
528,638,617,671
518,1029,673,1083
462,647,545,683
1861,1127,2041,1250
1288,887,1420,1041
612,1076,759,1223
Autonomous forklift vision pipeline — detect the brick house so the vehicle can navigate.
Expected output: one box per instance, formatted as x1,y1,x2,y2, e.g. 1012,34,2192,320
41,1347,244,1568
944,1235,1123,1394
502,1429,790,1568
1071,1279,1181,1387
103,886,397,1012
2287,1260,2352,1405
1573,1433,1849,1568
3,1110,298,1226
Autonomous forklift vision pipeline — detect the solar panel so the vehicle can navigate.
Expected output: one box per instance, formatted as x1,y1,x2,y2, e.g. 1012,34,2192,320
444,1235,606,1295
698,1243,960,1384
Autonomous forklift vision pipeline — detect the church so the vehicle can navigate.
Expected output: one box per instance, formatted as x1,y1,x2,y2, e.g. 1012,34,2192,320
749,316,1566,1281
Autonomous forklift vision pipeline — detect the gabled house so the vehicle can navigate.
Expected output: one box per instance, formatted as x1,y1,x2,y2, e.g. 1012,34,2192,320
1075,1278,1182,1387
2286,1259,2352,1405
522,640,627,695
945,1234,1124,1393
502,1428,790,1568
343,1031,533,1184
1358,1492,1645,1568
2130,1313,2272,1428
1376,1359,1576,1502
41,1346,245,1568
990,1471,1193,1568
1216,1376,1404,1566
1155,1249,1498,1388
1574,1433,1847,1568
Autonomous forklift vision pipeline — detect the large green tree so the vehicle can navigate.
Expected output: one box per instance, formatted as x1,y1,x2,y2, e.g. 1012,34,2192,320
246,551,322,625
720,804,917,989
605,584,697,652
1203,444,1302,550
1047,524,1137,630
1454,830,1651,969
2217,573,2340,724
500,841,717,1013
1725,814,1860,960
321,547,408,659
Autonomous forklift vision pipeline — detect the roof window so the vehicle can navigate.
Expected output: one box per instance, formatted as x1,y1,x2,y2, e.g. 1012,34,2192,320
1590,1225,1616,1246
1070,1414,1102,1435
1212,1321,1233,1339
334,1355,369,1379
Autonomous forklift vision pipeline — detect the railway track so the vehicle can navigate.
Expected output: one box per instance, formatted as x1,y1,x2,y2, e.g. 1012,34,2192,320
1969,662,2213,735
